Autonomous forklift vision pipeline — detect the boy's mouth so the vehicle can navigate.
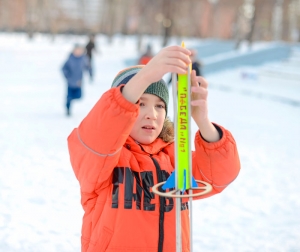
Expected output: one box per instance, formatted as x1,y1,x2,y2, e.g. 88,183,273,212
142,125,155,130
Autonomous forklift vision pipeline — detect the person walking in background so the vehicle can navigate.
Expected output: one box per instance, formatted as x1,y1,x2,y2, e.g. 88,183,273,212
85,34,97,82
61,44,89,116
138,44,153,65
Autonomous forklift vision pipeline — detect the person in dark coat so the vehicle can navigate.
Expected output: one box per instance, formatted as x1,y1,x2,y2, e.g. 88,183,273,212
62,44,89,116
190,49,202,76
85,34,97,81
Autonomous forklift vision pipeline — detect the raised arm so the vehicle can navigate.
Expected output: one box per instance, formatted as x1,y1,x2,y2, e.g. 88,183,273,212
190,71,240,197
61,59,70,79
122,45,191,104
67,86,139,194
190,71,220,142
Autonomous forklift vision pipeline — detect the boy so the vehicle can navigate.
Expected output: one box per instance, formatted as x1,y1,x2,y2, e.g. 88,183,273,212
68,45,240,252
62,44,89,116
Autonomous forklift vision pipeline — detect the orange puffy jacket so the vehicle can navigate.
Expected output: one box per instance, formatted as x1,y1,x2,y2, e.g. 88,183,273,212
67,86,240,252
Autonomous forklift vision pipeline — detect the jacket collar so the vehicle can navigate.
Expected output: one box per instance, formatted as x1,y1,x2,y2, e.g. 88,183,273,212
125,136,172,155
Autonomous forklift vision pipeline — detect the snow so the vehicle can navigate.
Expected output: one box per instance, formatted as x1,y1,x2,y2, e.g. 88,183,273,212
0,33,299,252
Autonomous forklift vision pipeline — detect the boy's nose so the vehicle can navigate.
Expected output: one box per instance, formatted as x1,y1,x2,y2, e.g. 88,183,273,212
145,107,157,119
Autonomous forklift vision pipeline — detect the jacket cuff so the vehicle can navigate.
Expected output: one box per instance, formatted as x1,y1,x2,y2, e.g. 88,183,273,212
196,123,226,150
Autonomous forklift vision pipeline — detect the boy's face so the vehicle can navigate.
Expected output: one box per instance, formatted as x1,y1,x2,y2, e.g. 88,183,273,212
130,93,166,145
73,47,84,56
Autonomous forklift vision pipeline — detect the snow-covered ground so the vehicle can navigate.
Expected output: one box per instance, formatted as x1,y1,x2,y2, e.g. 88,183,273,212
0,33,299,252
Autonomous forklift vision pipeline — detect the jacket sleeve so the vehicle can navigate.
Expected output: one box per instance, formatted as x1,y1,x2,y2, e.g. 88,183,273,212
61,60,70,80
67,86,139,195
192,123,240,199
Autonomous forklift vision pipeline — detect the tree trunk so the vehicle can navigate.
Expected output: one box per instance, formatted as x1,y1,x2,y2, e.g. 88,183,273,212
121,0,130,35
26,0,37,39
282,0,291,41
162,0,172,47
107,0,116,43
246,0,259,49
79,0,86,34
234,0,245,50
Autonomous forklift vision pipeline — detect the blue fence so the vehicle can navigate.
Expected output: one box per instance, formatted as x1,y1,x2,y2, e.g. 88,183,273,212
202,43,291,75
193,40,236,58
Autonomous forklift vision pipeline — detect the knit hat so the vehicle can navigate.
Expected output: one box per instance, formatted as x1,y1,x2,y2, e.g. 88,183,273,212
111,65,169,115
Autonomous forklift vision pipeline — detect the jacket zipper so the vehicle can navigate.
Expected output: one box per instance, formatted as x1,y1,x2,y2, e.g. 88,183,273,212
150,155,165,252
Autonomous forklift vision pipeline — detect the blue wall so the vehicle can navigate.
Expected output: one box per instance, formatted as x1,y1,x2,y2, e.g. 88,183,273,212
193,40,236,58
202,43,291,75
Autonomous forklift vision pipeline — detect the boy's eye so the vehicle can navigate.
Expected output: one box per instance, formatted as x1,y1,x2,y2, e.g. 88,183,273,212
140,102,145,107
156,104,165,109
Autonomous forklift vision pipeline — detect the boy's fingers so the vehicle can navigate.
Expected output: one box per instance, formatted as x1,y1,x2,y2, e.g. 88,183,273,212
191,85,207,95
191,70,199,87
165,45,191,55
164,50,191,65
190,70,209,89
195,76,208,89
165,58,189,71
165,63,188,74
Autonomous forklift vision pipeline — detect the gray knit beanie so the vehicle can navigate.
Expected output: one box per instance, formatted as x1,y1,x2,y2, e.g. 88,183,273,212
111,65,169,115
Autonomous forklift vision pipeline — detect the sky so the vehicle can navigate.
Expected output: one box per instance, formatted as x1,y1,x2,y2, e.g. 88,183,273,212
0,33,299,252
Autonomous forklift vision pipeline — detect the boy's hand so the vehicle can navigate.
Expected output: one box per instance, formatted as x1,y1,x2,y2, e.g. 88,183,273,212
140,45,191,84
123,45,191,104
191,70,208,124
190,70,220,142
123,45,217,141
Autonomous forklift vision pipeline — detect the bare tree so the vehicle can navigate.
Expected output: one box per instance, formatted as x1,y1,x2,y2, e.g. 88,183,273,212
208,0,220,38
26,0,37,38
108,0,117,43
190,0,204,37
235,0,249,49
162,0,172,46
282,0,291,41
136,0,148,51
120,0,130,35
297,0,300,41
232,0,243,40
43,0,61,40
79,0,86,33
246,0,258,48
259,0,275,41
0,0,8,31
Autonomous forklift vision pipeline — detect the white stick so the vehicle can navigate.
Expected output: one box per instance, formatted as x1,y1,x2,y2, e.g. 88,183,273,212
172,73,182,252
187,66,193,252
